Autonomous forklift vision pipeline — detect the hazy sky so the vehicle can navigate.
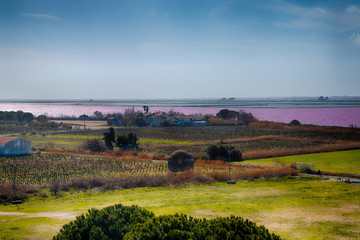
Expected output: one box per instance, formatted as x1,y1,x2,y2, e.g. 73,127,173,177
1,0,359,99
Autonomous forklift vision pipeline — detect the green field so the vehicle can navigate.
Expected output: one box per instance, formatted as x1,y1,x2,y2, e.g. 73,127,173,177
24,134,193,151
22,126,360,160
1,177,359,240
2,126,359,239
241,150,360,174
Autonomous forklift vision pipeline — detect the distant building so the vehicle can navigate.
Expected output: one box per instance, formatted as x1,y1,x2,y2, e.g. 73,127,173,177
192,121,207,126
169,116,204,126
144,113,206,127
0,137,31,156
107,117,120,126
144,113,168,127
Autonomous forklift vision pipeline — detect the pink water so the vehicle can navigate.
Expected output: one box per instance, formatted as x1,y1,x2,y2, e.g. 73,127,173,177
1,103,360,127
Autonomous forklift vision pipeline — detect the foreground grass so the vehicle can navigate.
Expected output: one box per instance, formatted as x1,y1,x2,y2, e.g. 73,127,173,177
241,150,360,174
0,177,359,240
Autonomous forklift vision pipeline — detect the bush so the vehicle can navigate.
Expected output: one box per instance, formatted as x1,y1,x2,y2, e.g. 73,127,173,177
103,127,116,148
54,205,281,240
83,139,107,152
0,183,37,203
238,110,257,126
132,115,149,127
50,180,61,195
216,109,239,120
116,133,139,149
124,214,281,240
53,204,154,240
289,119,301,126
206,145,242,162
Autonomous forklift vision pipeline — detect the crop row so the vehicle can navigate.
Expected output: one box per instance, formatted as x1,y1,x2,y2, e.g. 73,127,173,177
0,154,167,185
139,139,326,156
58,126,360,142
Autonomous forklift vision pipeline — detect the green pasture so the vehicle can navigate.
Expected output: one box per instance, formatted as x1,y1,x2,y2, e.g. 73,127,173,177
40,134,192,144
25,134,192,149
28,139,85,150
1,177,359,240
241,150,360,174
38,134,101,139
138,138,193,145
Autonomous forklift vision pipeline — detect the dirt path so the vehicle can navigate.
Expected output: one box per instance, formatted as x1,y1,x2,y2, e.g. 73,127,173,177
300,173,360,183
0,211,81,220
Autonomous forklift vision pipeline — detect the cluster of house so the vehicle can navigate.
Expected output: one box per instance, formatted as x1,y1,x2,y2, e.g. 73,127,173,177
144,113,207,127
107,112,207,127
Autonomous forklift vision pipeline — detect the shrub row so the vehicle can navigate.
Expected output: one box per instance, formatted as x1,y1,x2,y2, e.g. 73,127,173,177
0,167,297,202
0,183,37,203
51,167,296,192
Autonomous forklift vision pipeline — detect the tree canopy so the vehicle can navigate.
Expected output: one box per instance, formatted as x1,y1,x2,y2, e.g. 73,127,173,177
0,111,34,123
103,127,116,147
206,145,242,162
54,204,281,240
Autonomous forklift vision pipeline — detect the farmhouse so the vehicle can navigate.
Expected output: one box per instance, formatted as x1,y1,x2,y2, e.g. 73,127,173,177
0,137,31,156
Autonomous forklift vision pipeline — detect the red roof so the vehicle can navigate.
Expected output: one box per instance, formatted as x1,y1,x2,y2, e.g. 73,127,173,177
0,137,18,144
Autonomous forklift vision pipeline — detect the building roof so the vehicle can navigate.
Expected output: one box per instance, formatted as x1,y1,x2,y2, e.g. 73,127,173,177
0,137,18,144
144,113,169,118
175,115,203,119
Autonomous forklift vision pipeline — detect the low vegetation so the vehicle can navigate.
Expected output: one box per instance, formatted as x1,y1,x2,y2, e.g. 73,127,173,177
206,144,242,161
20,123,360,160
0,153,296,202
0,111,72,135
54,204,280,240
54,204,154,240
1,177,359,240
241,149,360,175
1,109,359,239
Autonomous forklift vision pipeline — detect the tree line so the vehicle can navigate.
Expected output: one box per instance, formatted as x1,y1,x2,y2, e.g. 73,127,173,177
0,111,34,122
78,108,258,127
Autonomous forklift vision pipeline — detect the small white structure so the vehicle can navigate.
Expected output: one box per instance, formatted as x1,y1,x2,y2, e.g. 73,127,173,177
0,137,31,156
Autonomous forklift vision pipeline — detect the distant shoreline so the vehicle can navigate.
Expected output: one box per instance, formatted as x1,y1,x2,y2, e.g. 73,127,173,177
1,101,360,127
1,98,360,108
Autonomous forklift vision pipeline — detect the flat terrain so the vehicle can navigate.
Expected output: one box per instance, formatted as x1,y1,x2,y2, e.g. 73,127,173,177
23,125,360,159
241,150,360,174
2,124,359,239
0,177,359,240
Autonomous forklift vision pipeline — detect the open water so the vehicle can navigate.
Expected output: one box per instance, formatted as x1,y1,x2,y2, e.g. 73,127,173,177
0,102,359,127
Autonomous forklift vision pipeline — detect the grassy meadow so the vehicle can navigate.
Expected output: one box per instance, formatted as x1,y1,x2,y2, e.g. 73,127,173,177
0,177,359,240
241,150,360,174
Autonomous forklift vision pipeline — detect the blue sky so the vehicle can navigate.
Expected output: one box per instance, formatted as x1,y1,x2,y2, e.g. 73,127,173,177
0,0,359,99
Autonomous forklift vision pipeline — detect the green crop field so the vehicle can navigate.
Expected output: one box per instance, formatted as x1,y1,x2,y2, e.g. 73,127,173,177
21,125,360,160
241,150,360,174
0,177,359,240
0,154,168,185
